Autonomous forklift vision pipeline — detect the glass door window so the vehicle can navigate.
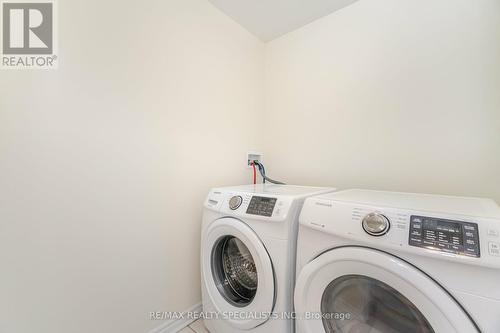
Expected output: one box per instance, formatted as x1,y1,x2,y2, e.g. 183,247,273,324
321,275,433,333
212,236,258,307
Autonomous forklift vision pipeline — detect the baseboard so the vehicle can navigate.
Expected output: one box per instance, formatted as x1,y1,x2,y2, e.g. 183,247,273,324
148,302,202,333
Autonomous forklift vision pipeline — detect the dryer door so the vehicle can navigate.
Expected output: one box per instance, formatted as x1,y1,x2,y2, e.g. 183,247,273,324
202,217,275,330
294,247,478,333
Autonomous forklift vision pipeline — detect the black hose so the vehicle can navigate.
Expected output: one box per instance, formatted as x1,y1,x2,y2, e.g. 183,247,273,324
253,161,285,185
259,163,266,184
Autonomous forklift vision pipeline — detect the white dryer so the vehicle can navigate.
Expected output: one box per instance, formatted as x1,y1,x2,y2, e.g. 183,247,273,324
294,189,500,333
201,184,335,333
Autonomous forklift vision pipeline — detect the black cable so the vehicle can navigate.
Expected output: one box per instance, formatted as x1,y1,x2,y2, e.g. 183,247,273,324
253,161,285,185
258,163,266,184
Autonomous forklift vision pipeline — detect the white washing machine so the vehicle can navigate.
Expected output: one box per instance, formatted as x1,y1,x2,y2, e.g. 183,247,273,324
201,184,335,333
294,189,500,333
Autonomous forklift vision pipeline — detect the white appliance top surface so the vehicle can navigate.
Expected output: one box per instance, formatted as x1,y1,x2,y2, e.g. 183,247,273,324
214,184,334,198
315,189,500,219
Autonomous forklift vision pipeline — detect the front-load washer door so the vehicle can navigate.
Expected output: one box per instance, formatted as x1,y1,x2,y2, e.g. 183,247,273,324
294,246,478,333
202,217,275,330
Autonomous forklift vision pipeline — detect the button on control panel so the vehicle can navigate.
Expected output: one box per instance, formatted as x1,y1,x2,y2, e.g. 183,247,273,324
246,196,277,217
488,229,499,237
489,242,500,256
409,215,480,258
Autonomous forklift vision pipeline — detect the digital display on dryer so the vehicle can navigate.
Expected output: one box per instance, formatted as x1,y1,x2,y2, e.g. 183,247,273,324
409,215,480,257
422,220,462,245
246,196,277,217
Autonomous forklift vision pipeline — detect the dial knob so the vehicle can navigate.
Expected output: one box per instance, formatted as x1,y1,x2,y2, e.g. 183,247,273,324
362,213,390,236
228,195,243,210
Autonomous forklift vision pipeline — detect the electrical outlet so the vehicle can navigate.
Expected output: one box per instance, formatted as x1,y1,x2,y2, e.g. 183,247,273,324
247,152,263,167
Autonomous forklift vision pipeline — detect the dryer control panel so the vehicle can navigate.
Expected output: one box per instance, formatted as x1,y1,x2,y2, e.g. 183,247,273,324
206,191,294,222
300,189,500,268
246,196,277,217
409,215,480,257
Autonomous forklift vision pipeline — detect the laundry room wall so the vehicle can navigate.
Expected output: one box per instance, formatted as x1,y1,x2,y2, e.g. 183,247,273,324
0,0,263,333
263,0,500,203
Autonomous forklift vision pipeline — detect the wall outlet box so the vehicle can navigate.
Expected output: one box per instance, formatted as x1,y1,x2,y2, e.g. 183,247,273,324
247,152,263,167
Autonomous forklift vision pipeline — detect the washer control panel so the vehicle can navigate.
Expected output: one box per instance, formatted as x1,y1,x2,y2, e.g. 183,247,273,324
246,196,277,217
409,215,480,257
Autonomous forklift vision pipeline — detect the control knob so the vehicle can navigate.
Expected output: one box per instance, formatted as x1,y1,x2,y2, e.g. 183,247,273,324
228,195,243,210
362,213,390,236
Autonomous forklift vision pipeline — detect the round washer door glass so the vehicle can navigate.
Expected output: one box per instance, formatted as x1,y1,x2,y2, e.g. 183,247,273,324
212,236,258,306
321,275,433,333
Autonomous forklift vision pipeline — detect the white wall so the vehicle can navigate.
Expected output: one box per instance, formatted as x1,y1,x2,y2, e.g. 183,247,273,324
2,1,499,333
264,0,500,203
0,0,263,332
